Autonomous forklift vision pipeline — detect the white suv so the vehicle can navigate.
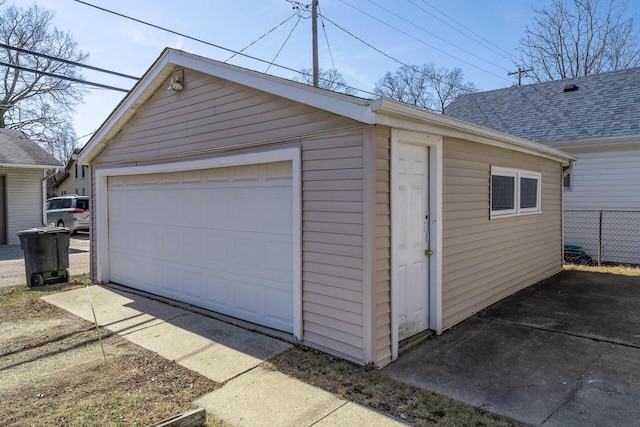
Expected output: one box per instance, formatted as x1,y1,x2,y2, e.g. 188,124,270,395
46,195,90,233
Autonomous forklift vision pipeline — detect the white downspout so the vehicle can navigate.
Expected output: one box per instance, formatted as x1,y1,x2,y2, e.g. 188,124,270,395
561,161,575,263
562,161,575,179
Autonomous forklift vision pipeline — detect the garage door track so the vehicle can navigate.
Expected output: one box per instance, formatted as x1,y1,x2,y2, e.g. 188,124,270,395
384,270,640,426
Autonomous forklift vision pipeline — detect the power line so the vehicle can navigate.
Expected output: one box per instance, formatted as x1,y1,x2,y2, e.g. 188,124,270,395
317,3,337,71
0,43,139,80
73,0,375,97
354,0,510,75
266,15,303,73
412,0,517,63
325,8,509,83
317,14,450,100
72,0,306,78
508,66,533,86
224,13,297,63
0,61,130,92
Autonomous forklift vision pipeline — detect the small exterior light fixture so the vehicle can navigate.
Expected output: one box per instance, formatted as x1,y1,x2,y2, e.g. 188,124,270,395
168,70,184,91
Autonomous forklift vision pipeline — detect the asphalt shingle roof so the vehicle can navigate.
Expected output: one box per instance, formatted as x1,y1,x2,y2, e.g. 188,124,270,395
446,67,640,144
0,128,61,167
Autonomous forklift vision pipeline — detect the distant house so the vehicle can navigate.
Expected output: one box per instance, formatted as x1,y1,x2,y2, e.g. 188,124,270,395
0,129,62,245
78,49,573,367
447,68,640,264
55,148,90,197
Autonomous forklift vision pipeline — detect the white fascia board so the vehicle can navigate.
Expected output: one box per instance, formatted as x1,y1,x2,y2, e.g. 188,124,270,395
371,98,577,164
167,50,377,124
0,163,61,169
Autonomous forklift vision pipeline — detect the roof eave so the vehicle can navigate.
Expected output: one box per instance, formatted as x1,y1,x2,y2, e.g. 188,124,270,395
0,163,62,169
371,98,577,163
545,135,640,151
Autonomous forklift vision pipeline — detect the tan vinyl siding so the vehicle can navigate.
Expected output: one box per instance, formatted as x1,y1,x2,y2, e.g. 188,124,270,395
373,127,392,366
93,70,358,166
5,168,44,245
90,68,369,364
441,138,563,329
301,130,366,363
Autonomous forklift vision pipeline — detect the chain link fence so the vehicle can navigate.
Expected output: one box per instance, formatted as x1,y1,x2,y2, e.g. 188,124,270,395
564,210,640,266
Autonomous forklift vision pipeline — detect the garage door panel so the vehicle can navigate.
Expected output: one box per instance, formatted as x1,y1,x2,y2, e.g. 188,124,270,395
266,240,294,275
266,161,292,178
107,161,294,332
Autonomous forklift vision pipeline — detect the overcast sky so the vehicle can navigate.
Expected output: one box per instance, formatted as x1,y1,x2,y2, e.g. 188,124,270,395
12,0,640,147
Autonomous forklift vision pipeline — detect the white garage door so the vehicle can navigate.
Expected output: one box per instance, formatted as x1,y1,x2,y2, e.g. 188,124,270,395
107,161,294,332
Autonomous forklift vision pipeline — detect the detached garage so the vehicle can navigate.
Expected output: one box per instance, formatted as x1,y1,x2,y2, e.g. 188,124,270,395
79,49,574,367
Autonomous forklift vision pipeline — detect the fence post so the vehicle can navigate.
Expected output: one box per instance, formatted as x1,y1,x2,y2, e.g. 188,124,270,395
598,210,603,266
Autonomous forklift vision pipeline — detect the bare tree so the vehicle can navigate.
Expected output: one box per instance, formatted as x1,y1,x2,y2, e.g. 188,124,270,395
374,65,433,110
426,64,477,114
0,3,88,161
519,0,640,82
374,64,476,113
294,68,355,95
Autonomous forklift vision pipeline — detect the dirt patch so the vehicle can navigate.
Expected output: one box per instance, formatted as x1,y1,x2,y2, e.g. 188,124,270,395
0,282,220,426
264,347,524,427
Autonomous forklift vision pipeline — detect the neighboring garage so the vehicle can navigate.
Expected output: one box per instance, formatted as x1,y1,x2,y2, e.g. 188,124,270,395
79,48,574,367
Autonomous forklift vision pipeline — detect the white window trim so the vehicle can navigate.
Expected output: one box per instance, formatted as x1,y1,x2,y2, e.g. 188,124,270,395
491,166,541,218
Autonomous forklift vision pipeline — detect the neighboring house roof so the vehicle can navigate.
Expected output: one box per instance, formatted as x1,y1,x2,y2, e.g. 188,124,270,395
0,128,62,168
446,67,640,147
63,148,82,174
79,48,574,165
54,148,82,189
54,172,70,188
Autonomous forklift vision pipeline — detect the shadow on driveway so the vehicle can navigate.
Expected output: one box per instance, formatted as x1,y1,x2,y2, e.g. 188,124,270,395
384,270,640,427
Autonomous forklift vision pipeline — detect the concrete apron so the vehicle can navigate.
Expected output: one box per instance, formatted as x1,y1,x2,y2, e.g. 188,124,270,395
384,270,640,427
43,285,404,426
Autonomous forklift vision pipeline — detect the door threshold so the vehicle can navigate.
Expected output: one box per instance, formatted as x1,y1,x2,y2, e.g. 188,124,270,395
398,330,433,354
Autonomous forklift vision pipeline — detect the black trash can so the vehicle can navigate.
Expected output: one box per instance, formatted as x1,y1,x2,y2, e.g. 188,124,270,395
17,226,71,287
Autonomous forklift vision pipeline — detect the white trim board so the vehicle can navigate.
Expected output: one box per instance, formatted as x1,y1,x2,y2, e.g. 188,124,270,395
94,147,303,339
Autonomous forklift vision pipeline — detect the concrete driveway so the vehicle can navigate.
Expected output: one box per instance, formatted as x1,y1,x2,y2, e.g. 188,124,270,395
385,270,640,427
0,233,90,288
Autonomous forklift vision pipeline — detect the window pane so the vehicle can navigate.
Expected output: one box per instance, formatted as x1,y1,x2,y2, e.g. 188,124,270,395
61,199,72,208
520,177,538,209
563,173,571,189
492,175,514,211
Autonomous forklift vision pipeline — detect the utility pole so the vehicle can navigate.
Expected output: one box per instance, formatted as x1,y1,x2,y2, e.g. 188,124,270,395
508,67,533,86
312,0,319,87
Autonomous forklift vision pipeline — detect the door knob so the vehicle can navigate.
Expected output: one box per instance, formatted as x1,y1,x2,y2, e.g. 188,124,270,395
424,250,433,256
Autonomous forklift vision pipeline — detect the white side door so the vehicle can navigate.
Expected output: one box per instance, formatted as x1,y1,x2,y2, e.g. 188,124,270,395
395,142,430,341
